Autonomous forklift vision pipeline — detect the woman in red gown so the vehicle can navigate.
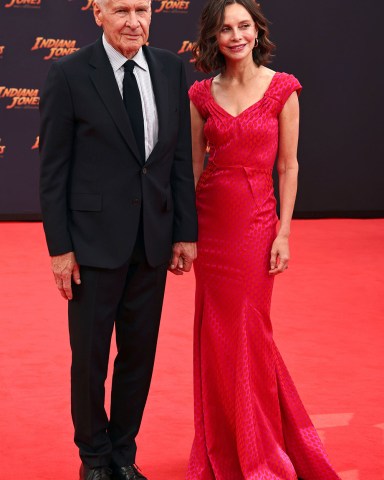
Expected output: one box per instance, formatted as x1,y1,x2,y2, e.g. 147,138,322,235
187,1,340,478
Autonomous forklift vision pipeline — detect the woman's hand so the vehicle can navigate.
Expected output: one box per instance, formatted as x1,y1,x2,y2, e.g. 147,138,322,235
269,235,290,275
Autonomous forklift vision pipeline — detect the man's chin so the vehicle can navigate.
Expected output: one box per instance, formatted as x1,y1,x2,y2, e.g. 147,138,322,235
120,41,144,58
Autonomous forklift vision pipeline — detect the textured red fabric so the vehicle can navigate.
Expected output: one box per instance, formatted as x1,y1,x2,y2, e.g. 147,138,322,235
187,73,340,479
1,221,384,479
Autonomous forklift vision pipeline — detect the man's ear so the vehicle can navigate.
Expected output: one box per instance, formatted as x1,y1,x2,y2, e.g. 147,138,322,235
93,2,103,27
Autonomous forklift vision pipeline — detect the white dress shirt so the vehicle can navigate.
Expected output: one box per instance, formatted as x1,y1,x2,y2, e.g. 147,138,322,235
102,34,159,161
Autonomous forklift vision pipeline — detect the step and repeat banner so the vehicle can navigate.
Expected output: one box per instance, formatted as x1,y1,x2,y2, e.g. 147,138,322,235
0,0,206,219
0,0,383,218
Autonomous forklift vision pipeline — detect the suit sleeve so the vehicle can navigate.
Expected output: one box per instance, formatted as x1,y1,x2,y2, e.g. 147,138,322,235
39,61,74,256
170,59,198,243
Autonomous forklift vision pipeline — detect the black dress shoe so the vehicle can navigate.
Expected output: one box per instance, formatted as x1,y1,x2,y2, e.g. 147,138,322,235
112,464,147,480
79,463,112,480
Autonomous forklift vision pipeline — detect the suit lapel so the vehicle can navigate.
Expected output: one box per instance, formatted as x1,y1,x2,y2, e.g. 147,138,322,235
143,46,169,164
89,38,142,164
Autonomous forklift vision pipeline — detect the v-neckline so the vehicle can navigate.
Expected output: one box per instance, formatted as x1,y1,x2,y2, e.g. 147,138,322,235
208,72,278,119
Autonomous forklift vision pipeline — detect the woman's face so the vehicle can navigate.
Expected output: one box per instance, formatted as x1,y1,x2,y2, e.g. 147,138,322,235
216,3,258,63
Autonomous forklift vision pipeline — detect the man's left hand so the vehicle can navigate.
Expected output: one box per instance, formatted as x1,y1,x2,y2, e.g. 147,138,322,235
169,242,197,275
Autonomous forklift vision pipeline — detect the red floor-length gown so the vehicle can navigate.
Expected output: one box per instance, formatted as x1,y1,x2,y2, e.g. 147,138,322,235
187,73,340,479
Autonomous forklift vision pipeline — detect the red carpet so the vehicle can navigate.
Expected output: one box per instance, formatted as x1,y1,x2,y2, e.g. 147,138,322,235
0,220,383,480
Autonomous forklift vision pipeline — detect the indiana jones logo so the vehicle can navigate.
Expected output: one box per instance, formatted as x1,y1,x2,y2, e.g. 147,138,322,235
5,0,41,8
32,136,39,150
81,0,190,13
31,37,80,60
178,40,196,62
0,87,40,109
0,140,6,157
81,0,94,10
0,46,5,57
154,1,190,13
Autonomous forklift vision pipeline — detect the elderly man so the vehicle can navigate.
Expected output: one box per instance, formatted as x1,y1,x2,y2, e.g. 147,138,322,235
39,0,197,479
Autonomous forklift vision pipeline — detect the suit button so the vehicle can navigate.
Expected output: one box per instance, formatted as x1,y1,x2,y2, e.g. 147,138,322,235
132,198,140,205
142,167,148,175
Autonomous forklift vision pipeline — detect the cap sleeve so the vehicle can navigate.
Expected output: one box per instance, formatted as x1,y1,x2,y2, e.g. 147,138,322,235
274,73,302,114
189,80,210,119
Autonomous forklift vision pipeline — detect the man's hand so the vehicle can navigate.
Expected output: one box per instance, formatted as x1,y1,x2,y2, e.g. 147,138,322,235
169,242,197,275
51,251,81,300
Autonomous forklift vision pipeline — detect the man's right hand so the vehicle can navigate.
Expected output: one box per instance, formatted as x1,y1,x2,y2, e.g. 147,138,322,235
51,251,81,300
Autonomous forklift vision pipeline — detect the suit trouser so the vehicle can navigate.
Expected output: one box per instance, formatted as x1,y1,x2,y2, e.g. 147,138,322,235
68,226,168,468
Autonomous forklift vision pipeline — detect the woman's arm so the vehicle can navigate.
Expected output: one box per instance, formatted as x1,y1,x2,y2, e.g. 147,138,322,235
269,91,300,275
190,101,207,187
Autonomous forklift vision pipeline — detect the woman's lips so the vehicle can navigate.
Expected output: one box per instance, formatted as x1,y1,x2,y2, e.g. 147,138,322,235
228,44,246,52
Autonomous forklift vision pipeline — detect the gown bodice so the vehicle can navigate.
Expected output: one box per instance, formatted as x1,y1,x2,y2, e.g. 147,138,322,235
189,72,302,170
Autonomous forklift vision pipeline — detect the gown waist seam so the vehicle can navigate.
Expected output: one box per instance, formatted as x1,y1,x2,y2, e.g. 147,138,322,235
207,160,273,174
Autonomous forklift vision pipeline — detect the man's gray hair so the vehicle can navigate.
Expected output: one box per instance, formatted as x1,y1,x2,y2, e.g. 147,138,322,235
95,0,151,6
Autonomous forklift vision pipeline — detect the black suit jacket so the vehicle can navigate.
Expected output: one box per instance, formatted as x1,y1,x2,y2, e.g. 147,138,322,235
40,38,197,269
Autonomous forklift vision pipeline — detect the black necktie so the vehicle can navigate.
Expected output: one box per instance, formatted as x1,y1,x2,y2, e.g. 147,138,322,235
123,60,145,162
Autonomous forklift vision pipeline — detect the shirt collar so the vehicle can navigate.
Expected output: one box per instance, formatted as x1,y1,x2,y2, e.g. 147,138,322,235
102,34,147,72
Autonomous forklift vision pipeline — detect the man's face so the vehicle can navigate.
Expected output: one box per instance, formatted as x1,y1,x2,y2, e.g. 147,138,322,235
94,0,151,58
